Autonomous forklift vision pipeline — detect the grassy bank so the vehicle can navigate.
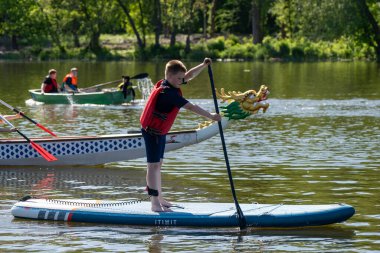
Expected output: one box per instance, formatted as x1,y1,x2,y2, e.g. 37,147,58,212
0,34,376,61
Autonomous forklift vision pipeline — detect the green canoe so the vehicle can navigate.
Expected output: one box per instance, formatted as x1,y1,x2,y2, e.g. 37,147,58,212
29,88,134,105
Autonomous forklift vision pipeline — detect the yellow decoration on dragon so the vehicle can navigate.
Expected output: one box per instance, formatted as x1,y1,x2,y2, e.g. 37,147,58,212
216,85,270,120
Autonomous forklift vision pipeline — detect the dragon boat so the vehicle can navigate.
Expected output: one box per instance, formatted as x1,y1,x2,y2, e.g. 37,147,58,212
0,120,227,166
2,85,270,166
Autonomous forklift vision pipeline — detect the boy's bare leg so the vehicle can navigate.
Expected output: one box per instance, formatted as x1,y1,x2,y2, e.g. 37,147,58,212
146,162,171,212
158,159,172,207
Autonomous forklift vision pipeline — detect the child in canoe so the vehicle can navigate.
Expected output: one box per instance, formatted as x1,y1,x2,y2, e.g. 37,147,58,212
140,58,221,212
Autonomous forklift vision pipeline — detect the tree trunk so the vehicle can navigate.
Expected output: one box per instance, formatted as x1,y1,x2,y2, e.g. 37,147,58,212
251,0,263,44
170,28,176,47
72,20,81,48
185,34,191,54
203,9,207,38
153,0,162,48
11,35,19,50
185,0,195,54
356,0,380,61
286,0,292,38
137,0,146,46
117,0,145,49
73,33,80,48
89,31,101,53
210,0,217,37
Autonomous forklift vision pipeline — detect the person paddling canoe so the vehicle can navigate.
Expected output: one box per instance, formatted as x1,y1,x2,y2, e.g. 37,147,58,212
118,75,136,101
62,67,79,93
140,58,221,212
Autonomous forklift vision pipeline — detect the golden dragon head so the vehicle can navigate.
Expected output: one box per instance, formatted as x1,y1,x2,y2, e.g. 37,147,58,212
216,85,270,119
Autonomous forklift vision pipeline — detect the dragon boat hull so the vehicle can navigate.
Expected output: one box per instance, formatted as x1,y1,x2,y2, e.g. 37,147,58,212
11,197,355,228
29,89,133,105
0,120,226,166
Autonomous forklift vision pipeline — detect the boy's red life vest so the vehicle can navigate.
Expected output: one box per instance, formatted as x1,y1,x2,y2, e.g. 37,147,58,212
43,77,58,93
140,79,182,135
63,73,78,87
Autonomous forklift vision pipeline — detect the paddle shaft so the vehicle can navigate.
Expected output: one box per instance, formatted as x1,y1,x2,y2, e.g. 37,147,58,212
0,114,38,143
0,114,57,162
81,79,121,92
207,65,247,229
0,99,57,137
81,72,149,92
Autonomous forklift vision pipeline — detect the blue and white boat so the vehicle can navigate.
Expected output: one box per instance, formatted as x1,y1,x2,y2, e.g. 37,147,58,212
0,120,226,166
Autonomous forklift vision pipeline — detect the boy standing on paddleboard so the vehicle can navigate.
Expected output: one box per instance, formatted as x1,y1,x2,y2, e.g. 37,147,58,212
140,58,221,212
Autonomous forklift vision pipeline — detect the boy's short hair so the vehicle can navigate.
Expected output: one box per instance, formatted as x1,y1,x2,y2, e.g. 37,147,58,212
165,60,187,76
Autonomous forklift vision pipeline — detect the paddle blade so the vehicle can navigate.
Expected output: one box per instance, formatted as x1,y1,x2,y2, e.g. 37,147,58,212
131,73,149,79
36,123,57,137
30,141,57,162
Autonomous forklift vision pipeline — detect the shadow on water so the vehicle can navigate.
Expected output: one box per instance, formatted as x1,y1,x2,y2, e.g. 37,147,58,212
8,219,356,239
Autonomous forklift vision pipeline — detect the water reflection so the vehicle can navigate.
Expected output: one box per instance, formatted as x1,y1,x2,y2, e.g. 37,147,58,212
4,218,356,252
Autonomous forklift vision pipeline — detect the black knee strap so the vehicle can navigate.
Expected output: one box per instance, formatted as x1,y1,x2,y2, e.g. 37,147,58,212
146,186,159,196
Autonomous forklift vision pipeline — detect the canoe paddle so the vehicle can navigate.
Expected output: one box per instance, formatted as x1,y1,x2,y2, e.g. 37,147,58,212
207,65,247,230
0,99,57,137
81,72,149,92
0,115,57,162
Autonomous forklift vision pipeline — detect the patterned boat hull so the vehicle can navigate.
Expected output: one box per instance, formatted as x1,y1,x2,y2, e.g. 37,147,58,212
0,120,227,166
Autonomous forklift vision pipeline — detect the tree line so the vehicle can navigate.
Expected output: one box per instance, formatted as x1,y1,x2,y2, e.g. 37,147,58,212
1,0,379,61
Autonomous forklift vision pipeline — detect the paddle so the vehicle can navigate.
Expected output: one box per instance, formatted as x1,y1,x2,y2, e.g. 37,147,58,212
0,99,57,137
81,72,149,92
0,115,57,162
207,65,247,230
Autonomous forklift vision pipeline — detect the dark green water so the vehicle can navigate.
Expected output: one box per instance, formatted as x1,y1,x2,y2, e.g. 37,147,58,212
0,61,379,252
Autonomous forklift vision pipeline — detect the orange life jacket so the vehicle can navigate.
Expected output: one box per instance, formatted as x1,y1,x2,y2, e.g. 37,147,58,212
63,73,78,86
140,80,182,135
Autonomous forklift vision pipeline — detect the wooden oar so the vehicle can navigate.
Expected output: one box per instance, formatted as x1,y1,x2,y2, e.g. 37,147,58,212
0,115,57,162
81,72,149,92
207,65,247,230
0,99,57,137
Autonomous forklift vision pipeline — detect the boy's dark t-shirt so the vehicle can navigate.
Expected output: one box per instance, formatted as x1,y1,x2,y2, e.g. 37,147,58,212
155,80,188,113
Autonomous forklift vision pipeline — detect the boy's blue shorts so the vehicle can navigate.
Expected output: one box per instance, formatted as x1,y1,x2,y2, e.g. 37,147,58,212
141,128,166,163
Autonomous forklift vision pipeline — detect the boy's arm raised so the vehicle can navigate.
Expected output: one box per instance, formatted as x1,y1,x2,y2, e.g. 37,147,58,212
184,58,212,82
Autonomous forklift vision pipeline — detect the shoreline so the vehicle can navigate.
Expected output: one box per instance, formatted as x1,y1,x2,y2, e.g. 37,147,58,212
0,34,376,62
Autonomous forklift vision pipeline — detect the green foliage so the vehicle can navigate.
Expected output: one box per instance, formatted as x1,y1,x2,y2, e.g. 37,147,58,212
207,36,226,51
215,0,240,33
185,44,210,61
0,0,379,61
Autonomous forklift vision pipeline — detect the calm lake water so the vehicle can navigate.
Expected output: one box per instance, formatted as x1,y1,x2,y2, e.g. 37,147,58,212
0,61,379,252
